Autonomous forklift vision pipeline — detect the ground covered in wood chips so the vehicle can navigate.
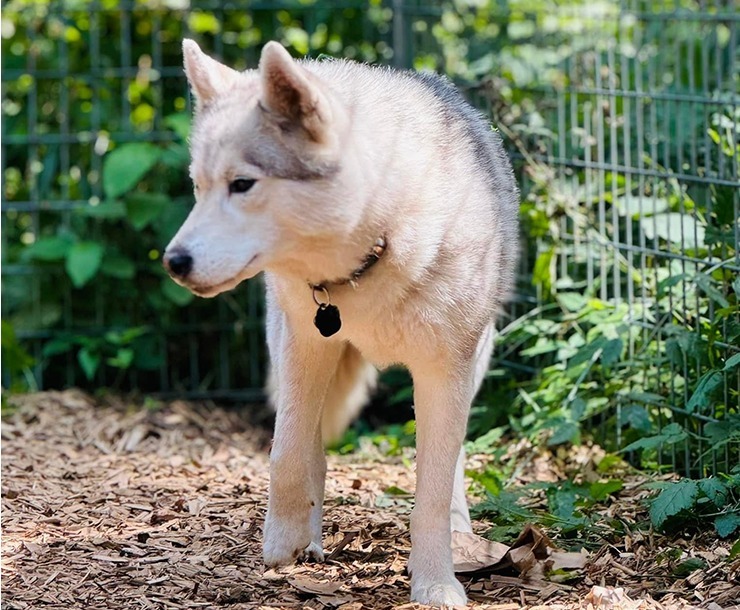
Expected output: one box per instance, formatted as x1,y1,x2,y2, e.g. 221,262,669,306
2,391,738,610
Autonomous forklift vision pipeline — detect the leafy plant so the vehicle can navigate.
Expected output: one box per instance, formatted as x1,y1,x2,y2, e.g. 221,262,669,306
648,472,740,538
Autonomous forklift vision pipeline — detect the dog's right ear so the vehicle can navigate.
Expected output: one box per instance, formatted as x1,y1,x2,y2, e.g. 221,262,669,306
183,39,237,109
259,41,332,143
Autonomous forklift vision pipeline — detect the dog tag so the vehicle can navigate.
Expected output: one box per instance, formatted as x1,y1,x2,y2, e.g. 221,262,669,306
314,304,341,337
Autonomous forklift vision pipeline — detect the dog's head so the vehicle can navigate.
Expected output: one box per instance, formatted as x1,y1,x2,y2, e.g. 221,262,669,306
163,40,357,297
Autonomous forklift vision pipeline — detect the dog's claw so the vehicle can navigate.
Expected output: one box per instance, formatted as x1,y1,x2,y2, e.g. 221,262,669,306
301,541,325,562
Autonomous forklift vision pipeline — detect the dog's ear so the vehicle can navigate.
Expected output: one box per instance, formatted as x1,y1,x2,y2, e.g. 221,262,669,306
259,42,331,142
183,39,237,108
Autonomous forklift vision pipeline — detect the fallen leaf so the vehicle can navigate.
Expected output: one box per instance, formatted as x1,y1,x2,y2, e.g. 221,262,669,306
452,531,510,572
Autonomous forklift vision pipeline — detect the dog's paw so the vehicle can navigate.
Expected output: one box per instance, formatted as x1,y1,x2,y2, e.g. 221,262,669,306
410,578,467,609
263,518,324,567
263,539,325,567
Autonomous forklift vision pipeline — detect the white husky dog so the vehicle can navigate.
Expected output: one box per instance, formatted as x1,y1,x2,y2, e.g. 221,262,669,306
164,39,519,607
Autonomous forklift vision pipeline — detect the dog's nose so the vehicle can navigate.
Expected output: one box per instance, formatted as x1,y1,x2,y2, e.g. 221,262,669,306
163,251,193,279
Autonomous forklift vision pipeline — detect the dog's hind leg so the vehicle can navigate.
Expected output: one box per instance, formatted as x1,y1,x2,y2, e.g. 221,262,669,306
320,343,377,446
450,322,496,534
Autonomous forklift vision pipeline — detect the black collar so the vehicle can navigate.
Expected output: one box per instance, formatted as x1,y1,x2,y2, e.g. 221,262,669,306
311,236,387,290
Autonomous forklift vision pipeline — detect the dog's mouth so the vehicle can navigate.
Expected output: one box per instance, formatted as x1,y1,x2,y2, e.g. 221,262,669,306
185,254,261,298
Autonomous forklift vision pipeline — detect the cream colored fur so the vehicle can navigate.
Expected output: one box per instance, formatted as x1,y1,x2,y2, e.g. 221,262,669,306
165,39,519,608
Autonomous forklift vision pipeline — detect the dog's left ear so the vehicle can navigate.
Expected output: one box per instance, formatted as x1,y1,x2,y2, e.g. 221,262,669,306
259,42,332,142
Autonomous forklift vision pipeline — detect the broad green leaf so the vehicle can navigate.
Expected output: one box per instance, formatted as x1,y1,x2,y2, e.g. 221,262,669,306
723,353,740,372
125,193,169,230
699,478,728,508
730,538,740,559
65,241,105,288
672,557,706,577
640,213,705,248
164,113,191,141
101,253,136,280
161,278,194,306
619,404,652,432
589,479,623,501
533,246,554,293
78,347,100,380
649,479,698,529
42,336,77,358
601,338,623,367
620,423,687,454
614,194,669,218
107,347,134,369
686,370,723,413
24,236,74,261
384,485,412,496
557,292,586,313
714,513,740,538
103,143,162,199
694,273,729,308
547,421,579,446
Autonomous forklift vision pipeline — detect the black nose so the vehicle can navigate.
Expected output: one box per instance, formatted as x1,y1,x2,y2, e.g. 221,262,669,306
164,251,193,278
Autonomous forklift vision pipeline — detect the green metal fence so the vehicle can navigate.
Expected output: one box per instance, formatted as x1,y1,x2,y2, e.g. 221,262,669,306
2,1,738,475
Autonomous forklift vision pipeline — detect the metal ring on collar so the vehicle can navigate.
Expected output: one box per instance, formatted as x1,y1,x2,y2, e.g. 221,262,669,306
311,284,330,307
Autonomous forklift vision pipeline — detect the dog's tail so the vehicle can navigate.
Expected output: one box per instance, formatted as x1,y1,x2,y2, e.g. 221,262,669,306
321,343,377,445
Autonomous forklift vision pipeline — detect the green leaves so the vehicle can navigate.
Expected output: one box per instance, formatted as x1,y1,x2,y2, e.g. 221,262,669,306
125,193,169,230
648,476,740,536
649,479,699,529
23,235,74,261
714,513,740,538
103,143,163,199
65,241,105,288
620,423,688,454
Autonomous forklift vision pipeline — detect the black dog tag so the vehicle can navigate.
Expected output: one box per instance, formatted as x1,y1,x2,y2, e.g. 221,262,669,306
314,304,341,337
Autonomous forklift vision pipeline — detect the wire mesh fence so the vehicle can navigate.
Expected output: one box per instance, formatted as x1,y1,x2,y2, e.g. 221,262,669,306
2,0,738,476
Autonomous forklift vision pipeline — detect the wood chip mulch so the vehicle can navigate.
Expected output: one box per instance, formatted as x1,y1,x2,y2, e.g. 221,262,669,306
2,390,738,610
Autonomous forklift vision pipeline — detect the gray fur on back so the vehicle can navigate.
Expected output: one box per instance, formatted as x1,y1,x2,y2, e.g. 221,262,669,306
407,71,519,214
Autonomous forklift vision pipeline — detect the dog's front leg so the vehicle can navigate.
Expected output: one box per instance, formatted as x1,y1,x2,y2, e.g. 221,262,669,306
407,363,474,607
263,332,343,567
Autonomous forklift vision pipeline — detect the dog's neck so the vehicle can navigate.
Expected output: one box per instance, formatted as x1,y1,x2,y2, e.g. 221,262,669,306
312,236,387,290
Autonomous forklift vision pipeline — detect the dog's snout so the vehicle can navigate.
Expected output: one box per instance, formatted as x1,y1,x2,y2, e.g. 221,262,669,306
163,251,193,279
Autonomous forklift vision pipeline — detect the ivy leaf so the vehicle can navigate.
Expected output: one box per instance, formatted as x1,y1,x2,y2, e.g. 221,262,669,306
686,370,723,413
103,143,162,199
78,347,100,380
649,479,699,530
714,513,740,538
65,241,105,288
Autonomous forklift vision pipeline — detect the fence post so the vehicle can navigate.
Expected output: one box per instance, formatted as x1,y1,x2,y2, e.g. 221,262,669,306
392,0,407,68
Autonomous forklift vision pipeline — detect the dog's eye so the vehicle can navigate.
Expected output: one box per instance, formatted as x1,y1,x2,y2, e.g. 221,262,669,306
229,178,256,194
